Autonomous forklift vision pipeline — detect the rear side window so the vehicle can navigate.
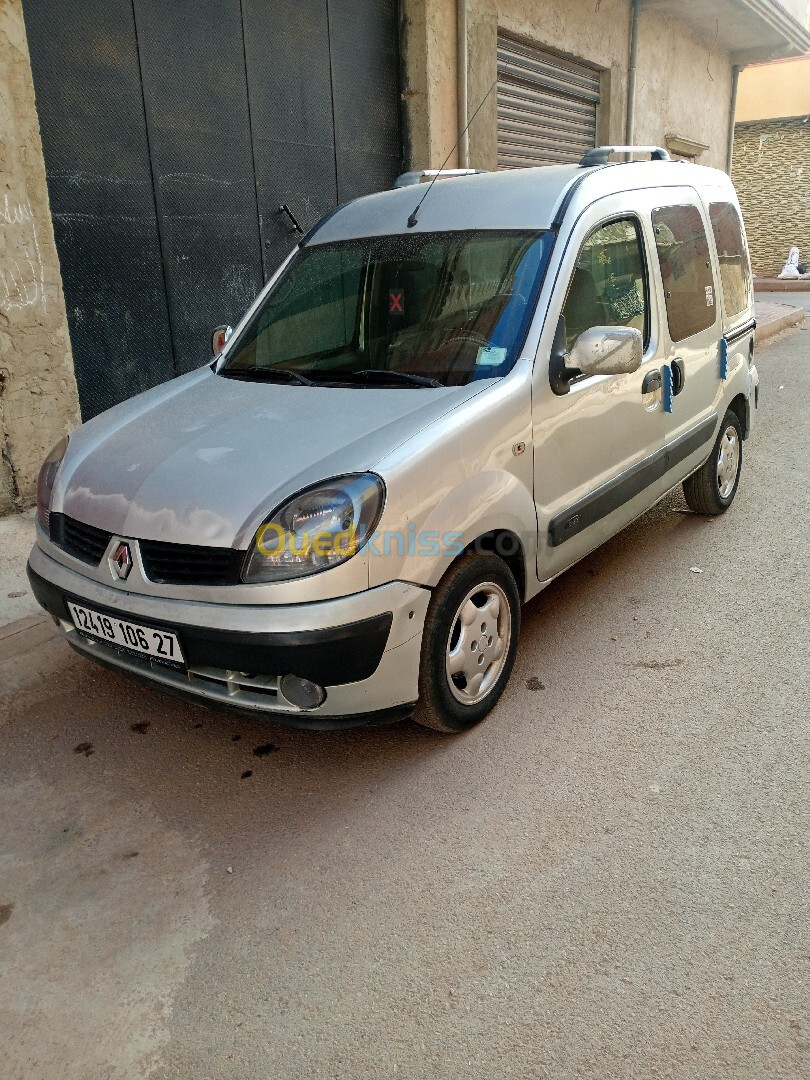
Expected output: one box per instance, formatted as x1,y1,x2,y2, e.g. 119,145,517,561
709,202,751,319
652,204,717,342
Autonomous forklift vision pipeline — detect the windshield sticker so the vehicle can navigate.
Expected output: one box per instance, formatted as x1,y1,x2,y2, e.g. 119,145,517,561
389,289,404,314
705,285,714,306
477,345,508,368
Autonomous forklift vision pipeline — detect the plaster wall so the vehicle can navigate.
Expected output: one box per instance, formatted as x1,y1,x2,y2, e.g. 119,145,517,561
778,0,810,30
401,0,460,169
0,0,79,513
736,56,810,122
633,10,733,169
405,0,734,173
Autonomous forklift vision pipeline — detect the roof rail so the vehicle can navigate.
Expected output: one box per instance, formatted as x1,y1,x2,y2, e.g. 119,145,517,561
580,146,671,167
393,168,488,189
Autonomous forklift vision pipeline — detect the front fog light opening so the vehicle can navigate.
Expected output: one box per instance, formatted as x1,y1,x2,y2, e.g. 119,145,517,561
279,674,326,710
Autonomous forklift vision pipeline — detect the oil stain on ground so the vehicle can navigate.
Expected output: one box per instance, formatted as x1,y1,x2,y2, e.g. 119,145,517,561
253,744,280,757
130,721,150,734
0,903,13,927
73,742,94,757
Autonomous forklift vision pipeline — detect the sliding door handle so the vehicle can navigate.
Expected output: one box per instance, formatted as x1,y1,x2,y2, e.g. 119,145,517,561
671,358,686,395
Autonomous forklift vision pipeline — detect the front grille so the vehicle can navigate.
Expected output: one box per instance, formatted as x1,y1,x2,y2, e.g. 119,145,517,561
50,513,112,566
50,514,243,585
139,539,243,586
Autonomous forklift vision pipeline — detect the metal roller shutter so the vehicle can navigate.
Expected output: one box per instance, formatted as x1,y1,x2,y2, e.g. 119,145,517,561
497,34,600,169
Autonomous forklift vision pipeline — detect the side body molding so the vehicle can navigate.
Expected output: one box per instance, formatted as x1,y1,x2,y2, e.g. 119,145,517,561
548,413,718,546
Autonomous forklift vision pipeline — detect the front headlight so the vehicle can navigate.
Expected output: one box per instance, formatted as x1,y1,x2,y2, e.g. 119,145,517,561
242,473,385,583
36,435,69,531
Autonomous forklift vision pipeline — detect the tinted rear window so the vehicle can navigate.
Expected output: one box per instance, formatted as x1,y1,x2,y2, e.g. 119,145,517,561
652,204,717,342
709,202,751,320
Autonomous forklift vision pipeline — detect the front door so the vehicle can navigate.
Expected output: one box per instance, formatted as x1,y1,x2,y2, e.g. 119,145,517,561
532,195,668,581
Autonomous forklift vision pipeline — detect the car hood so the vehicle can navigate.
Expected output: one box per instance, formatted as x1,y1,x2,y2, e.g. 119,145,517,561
56,368,482,548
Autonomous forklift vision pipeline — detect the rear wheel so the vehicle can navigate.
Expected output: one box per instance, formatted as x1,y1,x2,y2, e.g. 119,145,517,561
414,553,520,733
683,409,743,515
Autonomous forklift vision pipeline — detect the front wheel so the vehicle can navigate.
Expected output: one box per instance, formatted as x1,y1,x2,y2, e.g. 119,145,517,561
683,409,743,515
414,552,521,733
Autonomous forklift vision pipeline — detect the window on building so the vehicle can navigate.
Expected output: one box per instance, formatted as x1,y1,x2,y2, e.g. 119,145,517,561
561,218,649,351
708,202,752,319
652,204,717,342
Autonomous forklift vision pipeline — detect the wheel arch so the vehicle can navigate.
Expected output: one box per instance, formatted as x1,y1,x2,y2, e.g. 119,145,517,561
727,392,750,439
463,529,526,602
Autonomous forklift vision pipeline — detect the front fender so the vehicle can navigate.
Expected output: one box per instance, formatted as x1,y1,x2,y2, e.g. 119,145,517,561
368,470,537,591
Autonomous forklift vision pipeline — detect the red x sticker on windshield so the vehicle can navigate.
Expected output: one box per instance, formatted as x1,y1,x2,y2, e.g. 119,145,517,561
389,290,404,314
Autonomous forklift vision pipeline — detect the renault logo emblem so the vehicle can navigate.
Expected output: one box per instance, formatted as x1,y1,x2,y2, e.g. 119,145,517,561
112,541,133,580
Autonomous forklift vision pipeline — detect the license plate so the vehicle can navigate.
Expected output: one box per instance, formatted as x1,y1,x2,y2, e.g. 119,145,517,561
67,601,185,665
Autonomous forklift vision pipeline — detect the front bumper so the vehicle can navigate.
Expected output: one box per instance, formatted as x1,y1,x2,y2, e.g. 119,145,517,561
28,544,429,729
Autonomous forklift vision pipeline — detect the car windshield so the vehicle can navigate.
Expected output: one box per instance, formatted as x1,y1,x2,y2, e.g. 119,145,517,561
219,230,553,387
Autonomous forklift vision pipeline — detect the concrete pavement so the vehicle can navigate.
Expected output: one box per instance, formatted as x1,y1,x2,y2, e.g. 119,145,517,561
1,321,808,1079
757,290,810,314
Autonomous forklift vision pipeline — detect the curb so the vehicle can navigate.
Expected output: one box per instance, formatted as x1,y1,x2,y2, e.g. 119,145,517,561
754,279,810,293
756,307,806,345
0,612,49,642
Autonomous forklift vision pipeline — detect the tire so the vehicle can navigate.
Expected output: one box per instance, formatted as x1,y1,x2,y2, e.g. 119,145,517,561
414,552,521,733
683,409,743,516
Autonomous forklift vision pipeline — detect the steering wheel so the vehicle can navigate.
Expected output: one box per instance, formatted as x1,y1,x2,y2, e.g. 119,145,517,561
444,330,490,348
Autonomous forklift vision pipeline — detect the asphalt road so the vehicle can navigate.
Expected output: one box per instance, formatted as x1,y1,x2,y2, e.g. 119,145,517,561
1,323,808,1080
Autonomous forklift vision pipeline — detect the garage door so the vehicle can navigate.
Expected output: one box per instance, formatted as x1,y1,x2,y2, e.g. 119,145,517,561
24,0,402,419
497,34,600,169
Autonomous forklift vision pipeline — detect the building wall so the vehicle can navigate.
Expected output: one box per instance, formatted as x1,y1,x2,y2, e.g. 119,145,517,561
0,0,79,513
403,0,734,172
633,10,732,169
732,118,810,275
779,0,810,30
736,56,810,122
401,0,460,169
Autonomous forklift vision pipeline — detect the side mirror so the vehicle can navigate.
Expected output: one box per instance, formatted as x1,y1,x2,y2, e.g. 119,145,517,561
212,324,233,356
569,326,643,377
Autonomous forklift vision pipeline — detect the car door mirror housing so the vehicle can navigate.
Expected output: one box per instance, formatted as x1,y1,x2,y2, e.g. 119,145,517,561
569,326,643,378
212,324,233,356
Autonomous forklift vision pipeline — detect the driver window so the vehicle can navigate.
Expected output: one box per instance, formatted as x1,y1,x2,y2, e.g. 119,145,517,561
562,218,649,350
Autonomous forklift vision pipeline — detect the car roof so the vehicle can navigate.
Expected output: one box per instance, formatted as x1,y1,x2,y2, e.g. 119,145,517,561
305,160,738,245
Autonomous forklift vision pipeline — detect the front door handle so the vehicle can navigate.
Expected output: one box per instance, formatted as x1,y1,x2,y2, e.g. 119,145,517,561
641,370,662,395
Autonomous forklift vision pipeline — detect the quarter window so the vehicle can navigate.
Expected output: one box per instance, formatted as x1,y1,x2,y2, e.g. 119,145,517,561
709,202,751,319
561,218,649,351
652,204,717,342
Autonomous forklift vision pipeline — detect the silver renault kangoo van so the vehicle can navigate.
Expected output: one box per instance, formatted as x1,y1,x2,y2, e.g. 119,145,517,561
29,146,758,733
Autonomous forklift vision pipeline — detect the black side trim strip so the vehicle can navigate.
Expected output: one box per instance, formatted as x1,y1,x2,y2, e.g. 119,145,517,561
551,165,609,228
724,318,756,346
297,198,358,248
548,413,717,547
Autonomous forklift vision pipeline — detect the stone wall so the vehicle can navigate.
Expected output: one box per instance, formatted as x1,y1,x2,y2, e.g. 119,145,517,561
0,0,79,514
732,118,810,277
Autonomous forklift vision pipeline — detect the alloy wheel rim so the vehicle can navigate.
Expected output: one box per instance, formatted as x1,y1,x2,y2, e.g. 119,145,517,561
717,425,740,499
445,582,511,706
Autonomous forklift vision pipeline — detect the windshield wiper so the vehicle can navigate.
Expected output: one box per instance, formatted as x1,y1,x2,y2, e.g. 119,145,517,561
352,369,443,389
220,366,315,386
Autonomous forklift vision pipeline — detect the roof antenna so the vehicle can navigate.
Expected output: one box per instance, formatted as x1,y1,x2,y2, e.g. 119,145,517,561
407,78,498,228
